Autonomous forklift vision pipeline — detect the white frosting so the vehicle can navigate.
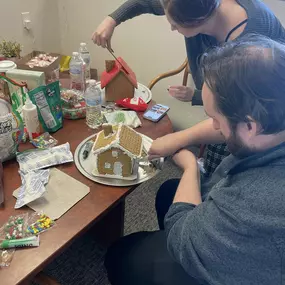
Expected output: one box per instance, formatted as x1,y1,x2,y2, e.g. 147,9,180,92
92,124,143,178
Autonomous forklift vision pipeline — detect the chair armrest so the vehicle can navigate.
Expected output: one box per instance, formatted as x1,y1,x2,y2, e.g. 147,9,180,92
148,59,188,90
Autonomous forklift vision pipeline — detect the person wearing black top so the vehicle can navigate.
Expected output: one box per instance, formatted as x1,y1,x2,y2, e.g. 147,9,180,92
92,0,285,175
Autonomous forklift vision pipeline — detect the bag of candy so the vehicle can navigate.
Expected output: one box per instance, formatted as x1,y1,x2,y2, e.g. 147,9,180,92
28,81,63,133
115,97,148,112
26,212,55,236
0,213,29,240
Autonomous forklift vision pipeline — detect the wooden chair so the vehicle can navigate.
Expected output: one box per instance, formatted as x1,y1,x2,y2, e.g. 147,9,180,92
148,58,189,90
147,59,205,159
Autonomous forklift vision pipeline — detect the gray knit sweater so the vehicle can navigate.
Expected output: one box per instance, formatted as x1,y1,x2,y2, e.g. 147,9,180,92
165,142,285,285
110,0,285,105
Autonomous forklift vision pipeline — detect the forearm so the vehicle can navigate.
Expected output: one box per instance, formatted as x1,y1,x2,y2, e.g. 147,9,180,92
173,118,225,150
174,167,201,205
109,0,164,25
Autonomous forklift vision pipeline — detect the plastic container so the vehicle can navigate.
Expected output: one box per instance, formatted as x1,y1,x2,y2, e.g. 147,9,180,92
79,43,91,81
69,52,85,94
0,61,17,73
22,96,41,140
85,80,102,129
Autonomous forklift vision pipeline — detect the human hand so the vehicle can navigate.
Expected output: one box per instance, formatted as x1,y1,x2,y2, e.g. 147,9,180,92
148,134,180,161
168,86,194,102
172,149,197,171
92,16,116,50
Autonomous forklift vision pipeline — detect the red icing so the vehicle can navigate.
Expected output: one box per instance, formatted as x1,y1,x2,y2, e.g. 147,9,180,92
101,57,138,89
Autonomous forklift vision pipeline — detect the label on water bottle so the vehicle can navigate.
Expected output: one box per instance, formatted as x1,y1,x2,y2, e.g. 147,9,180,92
70,67,81,75
86,98,101,107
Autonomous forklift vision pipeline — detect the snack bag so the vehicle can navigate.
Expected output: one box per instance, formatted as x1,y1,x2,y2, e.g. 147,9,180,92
0,90,24,162
0,74,28,116
28,81,63,133
26,212,55,236
116,97,148,112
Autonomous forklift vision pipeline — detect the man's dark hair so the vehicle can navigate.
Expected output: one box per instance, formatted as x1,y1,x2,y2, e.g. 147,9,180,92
161,0,220,27
201,35,285,134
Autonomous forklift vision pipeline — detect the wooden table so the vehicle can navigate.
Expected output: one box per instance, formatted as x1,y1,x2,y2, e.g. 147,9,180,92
0,110,173,285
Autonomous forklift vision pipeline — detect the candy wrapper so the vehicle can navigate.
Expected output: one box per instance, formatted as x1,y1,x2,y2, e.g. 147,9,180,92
103,111,142,128
0,249,15,267
15,169,50,209
26,212,55,236
16,143,74,174
0,213,29,240
116,97,148,112
31,132,58,149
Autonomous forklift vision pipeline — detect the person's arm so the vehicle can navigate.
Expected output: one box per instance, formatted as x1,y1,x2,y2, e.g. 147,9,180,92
109,0,165,25
172,150,202,205
164,190,240,281
148,118,225,160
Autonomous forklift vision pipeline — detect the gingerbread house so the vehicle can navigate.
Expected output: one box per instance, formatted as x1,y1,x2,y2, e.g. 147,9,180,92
92,124,143,179
101,58,138,102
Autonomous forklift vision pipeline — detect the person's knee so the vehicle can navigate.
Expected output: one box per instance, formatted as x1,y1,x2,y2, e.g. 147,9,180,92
155,179,180,209
105,232,150,285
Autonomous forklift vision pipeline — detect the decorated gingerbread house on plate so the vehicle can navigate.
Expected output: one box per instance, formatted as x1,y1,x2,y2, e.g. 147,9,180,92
100,58,138,102
92,124,143,180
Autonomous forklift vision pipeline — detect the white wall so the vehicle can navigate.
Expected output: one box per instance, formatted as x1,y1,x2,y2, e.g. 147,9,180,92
0,0,61,56
57,0,186,88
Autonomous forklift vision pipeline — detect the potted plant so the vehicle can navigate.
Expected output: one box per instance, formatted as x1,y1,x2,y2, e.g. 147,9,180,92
0,40,22,61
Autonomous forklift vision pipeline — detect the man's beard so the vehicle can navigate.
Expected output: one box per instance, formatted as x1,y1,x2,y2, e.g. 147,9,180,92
224,131,256,158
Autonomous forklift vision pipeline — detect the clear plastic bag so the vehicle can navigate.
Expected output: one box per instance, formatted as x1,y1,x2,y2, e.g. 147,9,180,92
0,213,29,240
26,212,55,236
0,249,15,267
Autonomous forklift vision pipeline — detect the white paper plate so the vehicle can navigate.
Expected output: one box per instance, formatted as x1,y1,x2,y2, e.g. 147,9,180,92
74,133,163,187
96,81,152,104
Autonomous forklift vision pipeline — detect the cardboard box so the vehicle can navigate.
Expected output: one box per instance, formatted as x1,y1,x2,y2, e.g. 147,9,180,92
16,51,61,82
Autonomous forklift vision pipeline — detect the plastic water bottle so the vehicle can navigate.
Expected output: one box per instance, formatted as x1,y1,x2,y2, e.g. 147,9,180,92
69,52,85,94
85,79,102,129
79,43,91,81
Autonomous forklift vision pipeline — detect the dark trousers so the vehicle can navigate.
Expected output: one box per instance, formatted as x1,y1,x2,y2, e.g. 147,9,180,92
105,179,202,285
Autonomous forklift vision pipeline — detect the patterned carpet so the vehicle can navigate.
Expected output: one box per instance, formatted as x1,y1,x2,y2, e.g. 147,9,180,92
35,159,183,285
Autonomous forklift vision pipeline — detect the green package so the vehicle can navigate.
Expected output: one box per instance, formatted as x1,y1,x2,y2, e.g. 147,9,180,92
28,81,63,133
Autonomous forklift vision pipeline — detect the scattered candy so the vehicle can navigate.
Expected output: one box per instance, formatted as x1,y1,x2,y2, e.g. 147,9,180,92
27,214,55,235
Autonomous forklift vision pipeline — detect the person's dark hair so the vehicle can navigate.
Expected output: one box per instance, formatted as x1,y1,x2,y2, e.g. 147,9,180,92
161,0,220,27
201,34,285,135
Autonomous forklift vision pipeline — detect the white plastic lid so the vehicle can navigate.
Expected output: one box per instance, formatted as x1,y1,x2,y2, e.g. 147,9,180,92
0,60,17,72
80,43,86,47
72,52,79,56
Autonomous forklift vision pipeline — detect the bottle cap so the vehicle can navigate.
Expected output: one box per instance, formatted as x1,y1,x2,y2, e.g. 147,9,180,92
80,43,86,47
72,52,79,56
24,96,34,109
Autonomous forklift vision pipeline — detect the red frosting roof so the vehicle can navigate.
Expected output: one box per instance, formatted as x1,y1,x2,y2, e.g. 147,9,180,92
101,57,138,89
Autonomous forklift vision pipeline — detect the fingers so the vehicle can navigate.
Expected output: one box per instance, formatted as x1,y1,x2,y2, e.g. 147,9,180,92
168,85,188,91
